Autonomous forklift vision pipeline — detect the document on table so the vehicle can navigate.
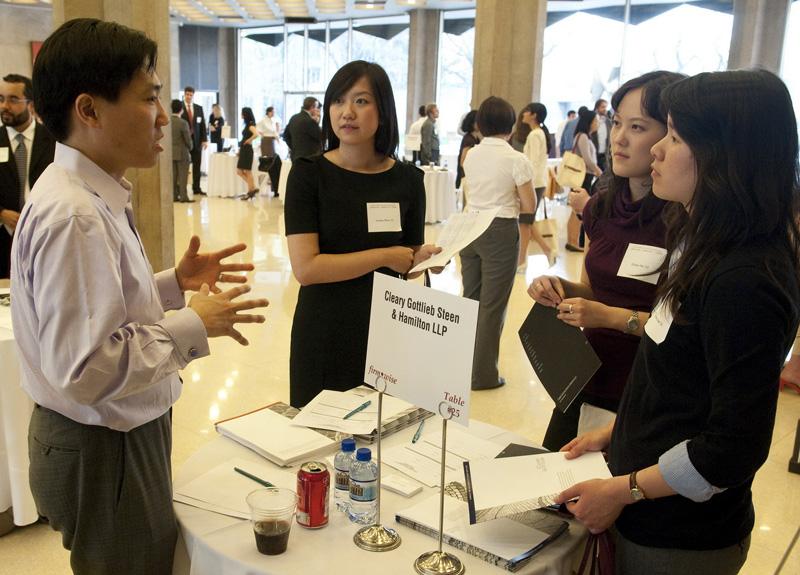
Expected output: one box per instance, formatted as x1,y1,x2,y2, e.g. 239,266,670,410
290,389,411,435
382,426,504,487
409,207,501,273
464,451,611,523
173,457,297,519
396,493,553,563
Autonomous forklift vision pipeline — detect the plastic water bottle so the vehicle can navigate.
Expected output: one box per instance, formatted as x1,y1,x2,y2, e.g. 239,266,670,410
333,438,356,512
348,448,378,525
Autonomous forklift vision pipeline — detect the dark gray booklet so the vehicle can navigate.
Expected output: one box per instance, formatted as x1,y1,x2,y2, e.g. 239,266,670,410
518,304,601,413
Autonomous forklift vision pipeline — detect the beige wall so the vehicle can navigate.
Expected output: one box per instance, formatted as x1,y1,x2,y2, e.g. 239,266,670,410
0,5,53,80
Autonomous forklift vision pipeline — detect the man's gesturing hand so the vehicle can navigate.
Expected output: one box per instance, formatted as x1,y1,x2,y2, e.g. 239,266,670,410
189,284,269,345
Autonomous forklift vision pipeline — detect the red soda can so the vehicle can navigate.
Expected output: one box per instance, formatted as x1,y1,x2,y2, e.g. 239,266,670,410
296,461,329,528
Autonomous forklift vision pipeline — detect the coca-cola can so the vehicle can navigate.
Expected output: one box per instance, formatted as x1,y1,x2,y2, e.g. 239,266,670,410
296,461,329,528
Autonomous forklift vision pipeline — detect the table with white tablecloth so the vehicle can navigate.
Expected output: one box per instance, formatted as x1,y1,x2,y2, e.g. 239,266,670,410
173,418,586,575
0,288,38,533
421,166,457,223
207,152,262,198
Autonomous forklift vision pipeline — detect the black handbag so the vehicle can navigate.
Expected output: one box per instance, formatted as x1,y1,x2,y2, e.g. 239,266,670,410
258,156,276,172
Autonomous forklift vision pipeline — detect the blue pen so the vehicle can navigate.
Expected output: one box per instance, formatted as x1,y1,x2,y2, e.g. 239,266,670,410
412,419,425,443
343,400,371,420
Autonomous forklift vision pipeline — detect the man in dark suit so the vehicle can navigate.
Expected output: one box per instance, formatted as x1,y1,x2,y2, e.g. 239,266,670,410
0,73,56,278
179,86,207,195
591,98,611,172
283,97,322,160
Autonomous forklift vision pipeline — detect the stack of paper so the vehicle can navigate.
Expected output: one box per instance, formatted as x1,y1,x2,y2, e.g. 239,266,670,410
395,493,567,572
174,457,297,519
464,451,611,523
290,390,412,435
382,426,504,487
215,406,337,467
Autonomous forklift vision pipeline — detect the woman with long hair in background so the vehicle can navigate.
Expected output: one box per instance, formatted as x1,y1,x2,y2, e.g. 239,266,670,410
237,106,259,199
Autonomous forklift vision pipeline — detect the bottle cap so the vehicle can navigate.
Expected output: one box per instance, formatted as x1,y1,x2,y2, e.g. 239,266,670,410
356,447,372,462
341,438,356,452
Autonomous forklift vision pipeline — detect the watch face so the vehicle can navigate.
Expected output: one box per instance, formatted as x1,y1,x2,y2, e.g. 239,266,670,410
631,487,645,501
627,316,640,332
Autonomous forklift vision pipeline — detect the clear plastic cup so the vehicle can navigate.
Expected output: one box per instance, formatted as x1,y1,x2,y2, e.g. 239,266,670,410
246,488,297,555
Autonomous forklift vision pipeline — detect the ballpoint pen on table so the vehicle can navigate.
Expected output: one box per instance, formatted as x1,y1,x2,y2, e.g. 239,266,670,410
411,419,425,443
343,400,371,420
234,466,274,488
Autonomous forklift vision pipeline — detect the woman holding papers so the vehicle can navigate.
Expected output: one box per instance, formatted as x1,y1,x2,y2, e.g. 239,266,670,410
285,61,440,407
460,96,537,390
555,70,800,574
528,71,684,451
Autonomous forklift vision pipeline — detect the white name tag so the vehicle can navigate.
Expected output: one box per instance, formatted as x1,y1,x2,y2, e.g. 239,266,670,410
367,202,402,233
644,298,674,345
617,243,668,285
196,116,202,124
0,147,8,163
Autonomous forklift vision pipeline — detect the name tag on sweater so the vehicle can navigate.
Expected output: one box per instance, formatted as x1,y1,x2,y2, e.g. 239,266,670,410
645,298,674,345
367,202,402,233
617,243,667,285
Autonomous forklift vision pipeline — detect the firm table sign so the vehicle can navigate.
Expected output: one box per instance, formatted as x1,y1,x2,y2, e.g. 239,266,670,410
364,273,478,426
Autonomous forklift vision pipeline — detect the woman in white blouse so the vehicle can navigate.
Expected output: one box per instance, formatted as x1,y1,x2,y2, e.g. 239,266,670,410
520,102,556,269
460,96,536,390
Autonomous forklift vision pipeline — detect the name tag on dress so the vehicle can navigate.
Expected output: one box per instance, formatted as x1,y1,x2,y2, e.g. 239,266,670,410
644,298,674,345
0,147,8,163
367,202,402,233
617,243,668,285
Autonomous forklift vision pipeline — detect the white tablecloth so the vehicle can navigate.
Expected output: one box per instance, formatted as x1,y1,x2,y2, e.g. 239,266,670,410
422,167,457,223
277,159,292,205
0,303,37,527
173,419,585,575
207,153,263,198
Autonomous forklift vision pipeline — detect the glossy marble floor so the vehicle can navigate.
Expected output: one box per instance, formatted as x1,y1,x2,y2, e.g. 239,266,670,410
1,190,798,574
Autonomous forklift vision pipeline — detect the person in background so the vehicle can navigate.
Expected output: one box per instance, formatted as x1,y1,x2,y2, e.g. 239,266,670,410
13,18,268,573
256,106,281,159
284,97,322,161
179,85,207,196
237,106,259,200
592,98,612,171
285,61,440,408
529,71,685,451
556,69,799,575
208,103,225,153
560,105,587,154
0,73,56,279
460,96,536,391
567,107,604,251
455,110,479,191
170,99,193,203
510,109,529,153
519,102,556,269
420,103,440,165
408,104,427,163
555,109,576,157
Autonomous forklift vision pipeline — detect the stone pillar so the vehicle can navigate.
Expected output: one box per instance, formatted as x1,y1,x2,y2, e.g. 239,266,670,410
53,0,175,272
218,27,237,119
406,8,440,132
728,0,791,73
471,0,547,115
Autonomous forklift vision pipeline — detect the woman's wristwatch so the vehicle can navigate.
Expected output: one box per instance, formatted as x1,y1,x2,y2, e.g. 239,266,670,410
629,471,648,502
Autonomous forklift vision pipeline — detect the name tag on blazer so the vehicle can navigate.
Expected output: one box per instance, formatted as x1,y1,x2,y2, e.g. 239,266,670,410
617,243,668,285
366,202,402,233
0,147,8,163
197,116,202,124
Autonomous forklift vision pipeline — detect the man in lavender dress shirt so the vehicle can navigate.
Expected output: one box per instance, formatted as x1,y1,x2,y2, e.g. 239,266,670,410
10,19,268,574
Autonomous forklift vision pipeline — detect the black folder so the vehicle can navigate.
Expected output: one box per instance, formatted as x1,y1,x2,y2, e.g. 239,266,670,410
518,304,601,413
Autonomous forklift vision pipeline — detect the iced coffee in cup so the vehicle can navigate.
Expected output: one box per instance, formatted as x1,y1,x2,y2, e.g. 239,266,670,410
246,488,297,555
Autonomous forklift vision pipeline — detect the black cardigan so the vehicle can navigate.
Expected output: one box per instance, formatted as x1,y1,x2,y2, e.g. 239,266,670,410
609,240,799,550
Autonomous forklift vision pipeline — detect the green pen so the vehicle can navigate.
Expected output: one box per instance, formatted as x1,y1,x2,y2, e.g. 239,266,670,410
234,466,274,488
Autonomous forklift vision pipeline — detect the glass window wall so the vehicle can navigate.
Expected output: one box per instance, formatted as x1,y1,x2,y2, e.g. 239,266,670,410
437,9,475,151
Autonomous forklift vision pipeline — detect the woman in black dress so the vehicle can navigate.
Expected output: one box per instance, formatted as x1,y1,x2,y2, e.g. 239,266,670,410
237,106,259,200
285,61,441,407
209,104,225,152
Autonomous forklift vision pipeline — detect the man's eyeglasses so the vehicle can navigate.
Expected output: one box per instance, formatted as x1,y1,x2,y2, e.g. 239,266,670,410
0,96,30,105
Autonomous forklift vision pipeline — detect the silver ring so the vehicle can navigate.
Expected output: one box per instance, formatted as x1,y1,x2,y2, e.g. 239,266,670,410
569,304,574,314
